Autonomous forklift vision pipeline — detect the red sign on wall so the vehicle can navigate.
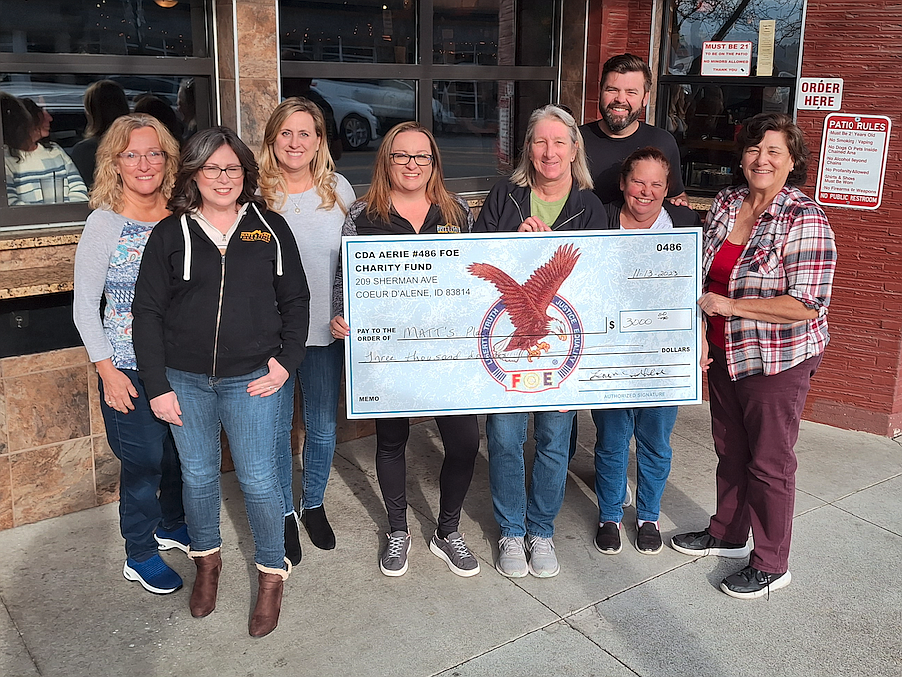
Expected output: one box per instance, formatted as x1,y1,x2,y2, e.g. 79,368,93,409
815,113,891,210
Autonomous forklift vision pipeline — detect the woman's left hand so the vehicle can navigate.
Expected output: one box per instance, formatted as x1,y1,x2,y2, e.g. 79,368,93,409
247,357,290,397
518,216,551,232
698,292,734,317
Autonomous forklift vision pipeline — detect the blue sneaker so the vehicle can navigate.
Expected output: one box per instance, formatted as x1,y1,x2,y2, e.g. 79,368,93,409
123,554,183,594
155,524,190,554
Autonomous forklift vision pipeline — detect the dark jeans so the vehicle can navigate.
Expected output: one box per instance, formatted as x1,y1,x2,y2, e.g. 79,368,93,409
99,369,185,563
706,345,822,574
375,415,480,534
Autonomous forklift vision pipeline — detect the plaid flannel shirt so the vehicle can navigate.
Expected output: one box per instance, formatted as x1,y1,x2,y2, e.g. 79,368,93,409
703,185,836,381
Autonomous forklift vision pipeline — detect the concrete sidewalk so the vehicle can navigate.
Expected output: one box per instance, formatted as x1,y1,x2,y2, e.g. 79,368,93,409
1,404,901,677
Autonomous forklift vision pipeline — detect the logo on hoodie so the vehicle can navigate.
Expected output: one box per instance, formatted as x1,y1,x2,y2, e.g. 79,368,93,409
240,229,271,243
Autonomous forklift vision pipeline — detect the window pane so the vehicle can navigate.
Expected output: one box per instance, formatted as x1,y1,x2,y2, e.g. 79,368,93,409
2,74,203,204
665,0,803,76
433,0,554,66
0,0,205,57
662,82,791,193
434,80,551,180
280,0,416,64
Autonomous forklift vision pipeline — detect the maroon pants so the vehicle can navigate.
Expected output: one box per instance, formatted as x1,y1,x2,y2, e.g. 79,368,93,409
706,345,822,574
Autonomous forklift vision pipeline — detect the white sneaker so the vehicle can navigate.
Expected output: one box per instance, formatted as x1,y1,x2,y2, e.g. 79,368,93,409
526,535,560,578
496,536,528,578
622,484,633,508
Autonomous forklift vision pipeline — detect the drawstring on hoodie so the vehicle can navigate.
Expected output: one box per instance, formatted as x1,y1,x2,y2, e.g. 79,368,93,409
178,205,285,281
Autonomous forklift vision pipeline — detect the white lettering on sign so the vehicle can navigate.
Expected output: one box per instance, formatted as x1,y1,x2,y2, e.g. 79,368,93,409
797,78,843,111
816,113,891,210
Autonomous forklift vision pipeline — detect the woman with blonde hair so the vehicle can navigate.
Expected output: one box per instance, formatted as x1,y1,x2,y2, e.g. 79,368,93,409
258,97,356,559
73,113,187,595
330,121,481,578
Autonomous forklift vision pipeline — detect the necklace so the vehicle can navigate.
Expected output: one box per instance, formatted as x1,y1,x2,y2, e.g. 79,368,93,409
285,176,314,214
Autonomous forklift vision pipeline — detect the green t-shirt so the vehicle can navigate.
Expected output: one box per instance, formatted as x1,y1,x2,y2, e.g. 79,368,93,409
530,190,569,228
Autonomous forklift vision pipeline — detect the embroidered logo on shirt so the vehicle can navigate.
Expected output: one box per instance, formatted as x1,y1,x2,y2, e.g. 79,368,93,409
437,223,460,234
240,229,271,243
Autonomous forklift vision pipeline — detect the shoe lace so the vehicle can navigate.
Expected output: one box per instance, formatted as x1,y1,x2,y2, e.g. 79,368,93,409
529,537,554,556
447,534,474,560
385,533,408,558
499,537,524,556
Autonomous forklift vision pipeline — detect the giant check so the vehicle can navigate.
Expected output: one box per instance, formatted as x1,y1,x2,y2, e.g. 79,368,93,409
341,230,703,418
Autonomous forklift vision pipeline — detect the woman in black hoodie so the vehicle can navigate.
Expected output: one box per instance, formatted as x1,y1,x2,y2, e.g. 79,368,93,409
133,126,309,637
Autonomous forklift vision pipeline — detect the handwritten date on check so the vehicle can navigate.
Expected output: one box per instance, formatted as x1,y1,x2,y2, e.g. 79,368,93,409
341,230,703,418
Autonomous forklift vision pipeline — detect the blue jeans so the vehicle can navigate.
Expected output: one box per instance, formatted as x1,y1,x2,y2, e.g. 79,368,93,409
486,411,575,539
276,341,343,512
167,367,286,569
99,370,185,562
592,406,678,524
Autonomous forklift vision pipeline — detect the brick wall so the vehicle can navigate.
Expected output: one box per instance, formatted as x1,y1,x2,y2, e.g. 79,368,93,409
796,1,902,435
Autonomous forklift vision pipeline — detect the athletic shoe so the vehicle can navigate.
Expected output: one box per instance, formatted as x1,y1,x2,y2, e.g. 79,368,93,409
671,529,750,558
123,554,183,594
635,522,663,555
154,524,190,554
284,511,302,566
380,531,411,577
720,566,791,599
622,484,633,508
594,522,622,554
495,536,528,578
526,535,560,578
429,531,480,577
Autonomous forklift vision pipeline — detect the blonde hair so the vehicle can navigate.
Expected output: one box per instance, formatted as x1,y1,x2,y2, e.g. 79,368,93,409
258,97,345,214
511,105,593,192
89,114,180,212
361,121,466,228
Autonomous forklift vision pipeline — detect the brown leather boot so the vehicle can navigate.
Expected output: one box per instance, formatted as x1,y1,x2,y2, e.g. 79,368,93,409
248,569,286,637
189,549,222,618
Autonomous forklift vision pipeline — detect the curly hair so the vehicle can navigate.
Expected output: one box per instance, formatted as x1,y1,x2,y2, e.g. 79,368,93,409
258,97,345,214
735,112,810,186
168,126,265,217
89,114,180,213
360,121,467,228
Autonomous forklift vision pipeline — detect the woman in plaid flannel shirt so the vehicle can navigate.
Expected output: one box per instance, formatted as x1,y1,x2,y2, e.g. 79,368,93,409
671,113,836,600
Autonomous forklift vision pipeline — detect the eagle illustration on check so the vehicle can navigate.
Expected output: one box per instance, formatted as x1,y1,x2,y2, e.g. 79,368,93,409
468,244,581,362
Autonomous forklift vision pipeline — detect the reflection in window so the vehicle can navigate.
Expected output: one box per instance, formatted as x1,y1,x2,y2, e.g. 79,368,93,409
2,73,202,203
280,0,416,64
432,0,554,67
661,83,790,192
666,0,803,76
0,0,203,57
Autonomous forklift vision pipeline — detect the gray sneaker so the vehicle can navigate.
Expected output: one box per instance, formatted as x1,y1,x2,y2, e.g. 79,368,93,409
380,531,411,577
526,535,560,578
430,531,480,577
622,484,633,508
495,536,528,578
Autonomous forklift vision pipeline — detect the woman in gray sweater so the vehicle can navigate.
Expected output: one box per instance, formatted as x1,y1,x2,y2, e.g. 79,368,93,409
72,114,187,595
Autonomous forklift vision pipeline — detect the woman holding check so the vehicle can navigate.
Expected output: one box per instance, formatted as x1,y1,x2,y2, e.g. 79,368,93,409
330,122,481,579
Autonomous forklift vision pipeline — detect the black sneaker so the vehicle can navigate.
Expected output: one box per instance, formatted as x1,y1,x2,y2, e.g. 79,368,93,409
635,522,663,555
284,512,302,566
594,522,622,554
720,566,791,599
671,529,750,558
429,531,480,577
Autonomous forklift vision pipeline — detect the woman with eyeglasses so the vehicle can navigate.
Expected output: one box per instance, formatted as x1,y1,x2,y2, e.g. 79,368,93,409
132,126,310,637
258,98,356,560
330,122,481,578
73,114,187,596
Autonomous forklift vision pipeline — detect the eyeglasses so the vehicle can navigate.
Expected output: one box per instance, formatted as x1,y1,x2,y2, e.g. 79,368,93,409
117,151,166,167
200,165,245,180
389,152,433,166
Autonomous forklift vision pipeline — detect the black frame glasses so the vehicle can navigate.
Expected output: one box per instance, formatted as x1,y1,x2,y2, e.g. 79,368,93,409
200,165,245,179
389,152,434,166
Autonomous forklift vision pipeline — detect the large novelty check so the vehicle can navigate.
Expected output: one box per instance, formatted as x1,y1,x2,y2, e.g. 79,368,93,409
341,230,703,418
